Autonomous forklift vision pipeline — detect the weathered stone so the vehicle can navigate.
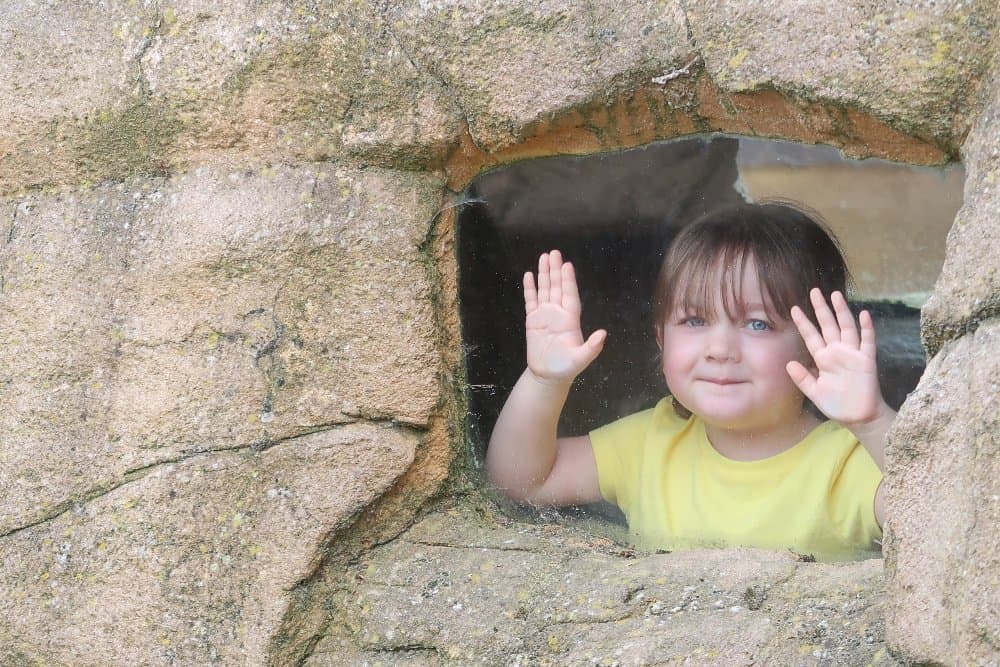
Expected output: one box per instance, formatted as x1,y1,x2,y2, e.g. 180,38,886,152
389,0,692,151
1,164,443,536
687,0,995,147
0,423,418,665
922,69,1000,356
884,319,1000,665
168,2,461,171
0,1,461,192
0,190,134,534
0,0,153,190
309,505,895,667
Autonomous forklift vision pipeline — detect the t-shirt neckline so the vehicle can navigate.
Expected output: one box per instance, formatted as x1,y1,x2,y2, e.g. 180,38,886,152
691,416,833,467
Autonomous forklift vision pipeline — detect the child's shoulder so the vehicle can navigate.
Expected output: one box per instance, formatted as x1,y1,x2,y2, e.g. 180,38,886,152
801,420,879,471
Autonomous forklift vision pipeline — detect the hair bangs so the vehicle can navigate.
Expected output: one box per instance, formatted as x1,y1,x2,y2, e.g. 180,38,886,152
667,237,789,325
654,201,850,334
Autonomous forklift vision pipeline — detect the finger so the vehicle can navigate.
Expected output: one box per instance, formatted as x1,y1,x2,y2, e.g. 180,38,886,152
549,249,563,305
811,288,841,344
536,253,550,303
576,329,607,366
859,310,878,359
561,262,581,314
523,271,538,314
832,291,859,348
790,304,825,360
786,360,819,402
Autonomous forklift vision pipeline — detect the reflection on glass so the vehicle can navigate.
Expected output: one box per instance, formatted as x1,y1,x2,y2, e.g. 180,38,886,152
457,135,962,527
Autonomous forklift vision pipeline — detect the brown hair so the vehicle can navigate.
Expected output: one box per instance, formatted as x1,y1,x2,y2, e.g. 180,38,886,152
654,200,851,335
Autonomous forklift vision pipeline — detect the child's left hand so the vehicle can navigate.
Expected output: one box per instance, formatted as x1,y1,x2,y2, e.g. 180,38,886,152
786,289,891,428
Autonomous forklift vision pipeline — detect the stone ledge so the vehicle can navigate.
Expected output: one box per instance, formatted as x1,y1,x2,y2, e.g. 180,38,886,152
309,503,897,666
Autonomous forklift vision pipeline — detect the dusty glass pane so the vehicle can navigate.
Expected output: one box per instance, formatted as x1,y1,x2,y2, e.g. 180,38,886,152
458,135,962,496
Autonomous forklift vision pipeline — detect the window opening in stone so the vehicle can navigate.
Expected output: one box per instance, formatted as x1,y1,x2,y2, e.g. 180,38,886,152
457,135,963,529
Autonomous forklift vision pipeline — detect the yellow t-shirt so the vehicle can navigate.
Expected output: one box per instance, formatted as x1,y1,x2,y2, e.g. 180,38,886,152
590,398,883,561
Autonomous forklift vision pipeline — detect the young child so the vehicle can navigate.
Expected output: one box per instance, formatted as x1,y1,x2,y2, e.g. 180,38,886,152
485,202,896,561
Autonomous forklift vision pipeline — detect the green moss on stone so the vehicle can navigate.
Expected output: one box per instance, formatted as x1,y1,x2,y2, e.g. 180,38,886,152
74,101,183,182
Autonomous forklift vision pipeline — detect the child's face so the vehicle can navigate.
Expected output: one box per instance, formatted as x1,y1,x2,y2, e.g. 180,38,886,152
658,259,811,433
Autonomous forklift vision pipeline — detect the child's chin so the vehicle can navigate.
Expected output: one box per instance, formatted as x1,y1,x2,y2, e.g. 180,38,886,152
698,407,759,429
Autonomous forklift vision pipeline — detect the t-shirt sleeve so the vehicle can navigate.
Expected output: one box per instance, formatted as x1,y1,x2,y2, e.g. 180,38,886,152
589,406,657,511
828,439,884,548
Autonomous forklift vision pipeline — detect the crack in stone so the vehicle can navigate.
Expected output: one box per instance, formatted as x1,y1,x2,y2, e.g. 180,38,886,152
5,202,16,245
925,307,1000,358
378,6,471,129
400,538,546,553
366,643,441,655
773,562,802,588
0,202,16,295
540,610,638,628
0,421,359,540
679,0,697,48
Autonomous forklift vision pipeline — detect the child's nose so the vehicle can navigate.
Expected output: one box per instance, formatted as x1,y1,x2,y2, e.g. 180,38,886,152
704,324,739,361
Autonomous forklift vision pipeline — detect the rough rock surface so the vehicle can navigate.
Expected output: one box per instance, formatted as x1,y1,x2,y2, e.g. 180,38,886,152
388,0,691,151
922,69,1000,356
687,0,995,146
0,0,461,192
309,504,897,667
884,320,1000,665
0,424,417,665
0,165,444,663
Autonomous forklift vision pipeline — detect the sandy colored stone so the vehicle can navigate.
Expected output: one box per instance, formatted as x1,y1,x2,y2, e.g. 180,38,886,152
0,1,461,192
0,0,154,190
0,423,418,665
0,191,134,534
1,165,444,536
309,504,895,667
687,0,995,146
922,69,1000,355
389,0,692,151
884,320,1000,665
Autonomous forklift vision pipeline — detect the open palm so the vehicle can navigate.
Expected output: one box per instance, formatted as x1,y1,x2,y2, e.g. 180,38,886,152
523,250,606,383
786,289,886,426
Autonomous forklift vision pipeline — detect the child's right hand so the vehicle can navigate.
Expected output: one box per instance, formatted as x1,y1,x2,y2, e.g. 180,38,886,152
523,250,607,385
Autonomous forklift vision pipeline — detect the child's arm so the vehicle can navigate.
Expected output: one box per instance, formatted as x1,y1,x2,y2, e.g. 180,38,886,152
786,289,896,525
486,250,607,506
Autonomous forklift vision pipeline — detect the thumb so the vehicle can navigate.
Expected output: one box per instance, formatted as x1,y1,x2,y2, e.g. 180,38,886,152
786,360,817,399
579,329,607,365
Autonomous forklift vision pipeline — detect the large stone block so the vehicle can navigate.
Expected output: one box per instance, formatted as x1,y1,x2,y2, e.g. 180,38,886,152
0,165,445,626
1,190,135,533
0,423,417,665
922,71,1000,355
389,0,691,151
687,0,995,146
0,1,461,192
309,505,894,666
884,320,999,665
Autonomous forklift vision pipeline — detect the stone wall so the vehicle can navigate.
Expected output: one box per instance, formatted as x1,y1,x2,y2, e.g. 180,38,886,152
1,1,996,664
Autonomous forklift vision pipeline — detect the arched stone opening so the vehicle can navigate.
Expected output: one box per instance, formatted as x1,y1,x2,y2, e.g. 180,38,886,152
400,67,995,665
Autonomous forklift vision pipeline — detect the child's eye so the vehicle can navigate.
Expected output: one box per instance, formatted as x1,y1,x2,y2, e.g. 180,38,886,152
746,319,771,331
682,317,707,327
